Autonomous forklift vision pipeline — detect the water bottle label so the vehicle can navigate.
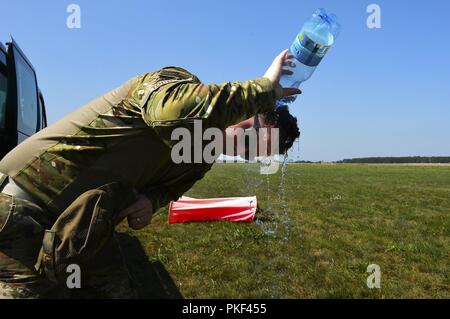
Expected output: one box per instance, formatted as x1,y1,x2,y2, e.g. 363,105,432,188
290,33,331,67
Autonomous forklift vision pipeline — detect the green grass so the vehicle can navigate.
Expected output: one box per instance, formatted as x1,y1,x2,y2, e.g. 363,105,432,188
118,164,450,298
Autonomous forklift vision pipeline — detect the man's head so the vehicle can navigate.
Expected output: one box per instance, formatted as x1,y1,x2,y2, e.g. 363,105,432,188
225,106,300,160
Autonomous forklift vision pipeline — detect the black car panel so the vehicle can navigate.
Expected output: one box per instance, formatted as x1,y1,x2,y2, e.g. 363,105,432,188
0,38,47,159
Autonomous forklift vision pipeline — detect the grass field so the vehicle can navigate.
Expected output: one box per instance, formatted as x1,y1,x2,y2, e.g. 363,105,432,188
118,163,450,298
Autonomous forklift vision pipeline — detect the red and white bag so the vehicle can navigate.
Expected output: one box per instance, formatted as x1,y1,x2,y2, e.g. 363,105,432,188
168,196,257,224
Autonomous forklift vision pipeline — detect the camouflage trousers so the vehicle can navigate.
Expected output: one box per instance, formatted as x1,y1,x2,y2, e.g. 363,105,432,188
0,182,137,299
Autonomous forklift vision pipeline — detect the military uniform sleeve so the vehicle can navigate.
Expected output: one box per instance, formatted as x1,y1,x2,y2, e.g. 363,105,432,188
142,77,276,130
140,166,211,213
140,188,171,214
141,180,199,214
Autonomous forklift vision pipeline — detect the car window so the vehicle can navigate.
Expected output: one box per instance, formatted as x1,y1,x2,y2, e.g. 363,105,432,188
14,50,38,136
0,61,7,130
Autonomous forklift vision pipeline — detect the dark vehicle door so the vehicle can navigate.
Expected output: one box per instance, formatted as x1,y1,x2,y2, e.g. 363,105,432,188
0,43,8,157
0,38,45,159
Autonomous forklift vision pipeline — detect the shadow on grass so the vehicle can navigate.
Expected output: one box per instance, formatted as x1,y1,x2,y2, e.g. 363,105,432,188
116,232,183,299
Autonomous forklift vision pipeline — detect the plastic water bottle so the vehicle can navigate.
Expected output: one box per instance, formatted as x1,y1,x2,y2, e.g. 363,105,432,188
278,8,341,105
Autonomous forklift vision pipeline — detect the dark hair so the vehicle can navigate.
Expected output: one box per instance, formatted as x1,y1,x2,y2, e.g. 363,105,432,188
263,105,300,154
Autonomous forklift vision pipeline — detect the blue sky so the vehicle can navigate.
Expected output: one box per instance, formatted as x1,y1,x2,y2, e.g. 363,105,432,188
1,0,449,161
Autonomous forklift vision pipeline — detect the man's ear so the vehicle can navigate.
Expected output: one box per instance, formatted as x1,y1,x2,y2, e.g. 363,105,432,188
230,117,254,130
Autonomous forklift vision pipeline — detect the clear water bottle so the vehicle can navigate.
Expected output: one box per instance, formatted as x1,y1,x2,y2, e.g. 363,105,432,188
278,8,341,105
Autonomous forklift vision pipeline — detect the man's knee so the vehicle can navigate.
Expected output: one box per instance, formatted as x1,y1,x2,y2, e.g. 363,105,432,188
37,182,137,285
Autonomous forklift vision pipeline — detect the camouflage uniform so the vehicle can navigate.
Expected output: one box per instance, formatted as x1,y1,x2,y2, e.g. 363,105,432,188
0,67,276,298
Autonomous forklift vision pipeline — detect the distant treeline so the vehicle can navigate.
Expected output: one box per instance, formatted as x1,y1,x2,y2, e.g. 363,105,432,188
336,156,450,164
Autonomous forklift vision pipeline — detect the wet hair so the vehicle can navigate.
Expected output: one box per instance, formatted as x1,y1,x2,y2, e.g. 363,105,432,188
263,105,300,154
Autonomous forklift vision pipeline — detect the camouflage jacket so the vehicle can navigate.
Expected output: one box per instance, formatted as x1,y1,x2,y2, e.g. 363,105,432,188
0,67,276,216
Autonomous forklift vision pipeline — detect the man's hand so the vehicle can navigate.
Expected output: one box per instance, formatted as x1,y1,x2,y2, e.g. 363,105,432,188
264,49,302,100
116,194,153,230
